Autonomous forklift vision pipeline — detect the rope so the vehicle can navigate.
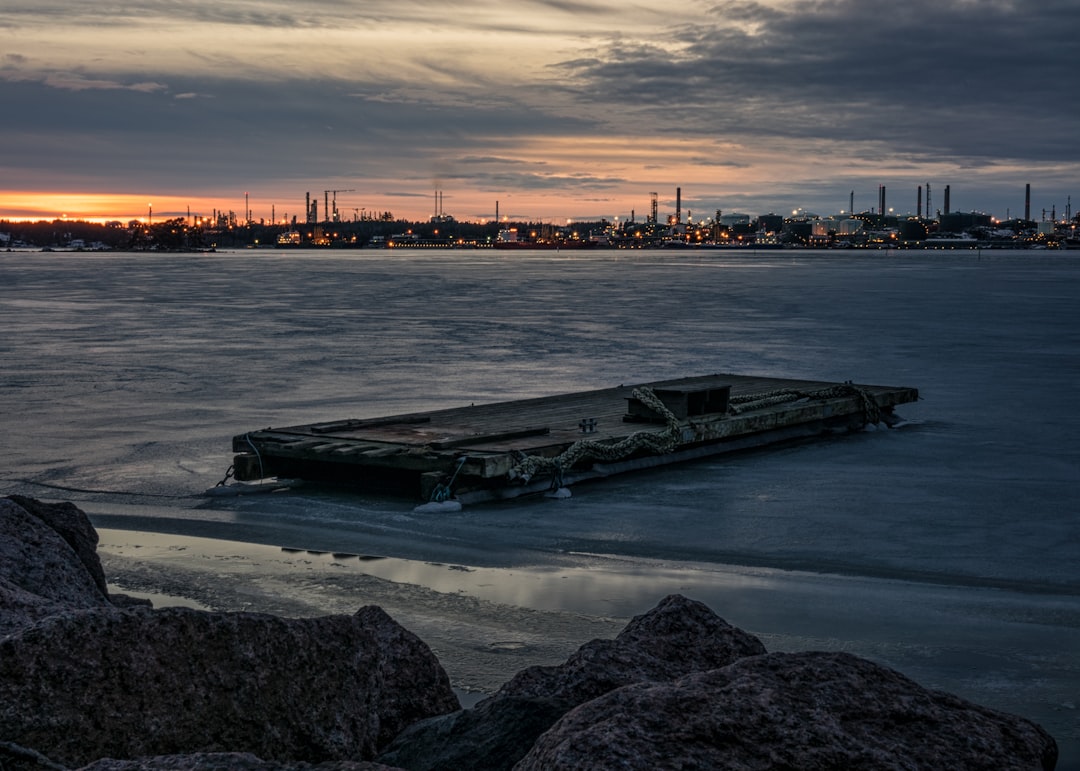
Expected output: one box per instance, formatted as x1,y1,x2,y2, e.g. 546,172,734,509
428,455,468,502
245,433,265,479
507,387,684,484
728,382,881,425
507,381,883,487
214,432,265,487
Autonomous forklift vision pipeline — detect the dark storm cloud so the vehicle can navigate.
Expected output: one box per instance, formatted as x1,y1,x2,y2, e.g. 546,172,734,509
560,0,1080,162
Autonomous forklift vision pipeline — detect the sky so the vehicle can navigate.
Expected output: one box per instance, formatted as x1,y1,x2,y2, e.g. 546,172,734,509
1,0,1078,225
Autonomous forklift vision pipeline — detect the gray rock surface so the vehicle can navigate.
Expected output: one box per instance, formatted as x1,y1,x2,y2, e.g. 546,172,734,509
377,594,766,771
0,605,458,768
0,739,70,771
77,752,402,770
0,497,111,635
515,650,1060,771
6,495,109,596
493,592,768,703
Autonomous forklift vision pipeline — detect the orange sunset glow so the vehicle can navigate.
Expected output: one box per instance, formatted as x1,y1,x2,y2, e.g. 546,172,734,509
0,193,215,224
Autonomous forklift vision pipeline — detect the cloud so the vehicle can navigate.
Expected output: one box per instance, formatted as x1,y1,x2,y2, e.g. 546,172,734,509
457,156,537,166
40,74,168,93
558,0,1080,162
1,0,1076,220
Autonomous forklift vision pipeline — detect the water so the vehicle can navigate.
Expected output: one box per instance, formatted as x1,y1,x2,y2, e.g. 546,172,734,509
2,248,1078,764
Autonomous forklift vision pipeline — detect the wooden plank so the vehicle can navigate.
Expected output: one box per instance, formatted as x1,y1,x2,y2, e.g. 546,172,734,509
430,426,551,450
310,415,431,434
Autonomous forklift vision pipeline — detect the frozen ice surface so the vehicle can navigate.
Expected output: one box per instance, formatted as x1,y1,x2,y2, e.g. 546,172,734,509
2,249,1078,766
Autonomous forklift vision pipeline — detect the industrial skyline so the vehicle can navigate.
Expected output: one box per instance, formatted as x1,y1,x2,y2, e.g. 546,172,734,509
16,180,1064,229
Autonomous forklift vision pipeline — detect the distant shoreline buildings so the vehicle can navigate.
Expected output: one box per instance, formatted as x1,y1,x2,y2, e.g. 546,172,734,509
2,184,1077,252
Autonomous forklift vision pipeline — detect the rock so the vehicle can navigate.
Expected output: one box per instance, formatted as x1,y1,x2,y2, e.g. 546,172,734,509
0,739,69,771
77,752,403,770
493,593,768,703
0,605,460,768
5,496,109,596
515,650,1060,771
0,498,111,635
377,594,766,771
1,497,1060,771
376,697,569,771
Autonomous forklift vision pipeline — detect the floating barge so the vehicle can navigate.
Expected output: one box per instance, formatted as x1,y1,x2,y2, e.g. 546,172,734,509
228,374,918,505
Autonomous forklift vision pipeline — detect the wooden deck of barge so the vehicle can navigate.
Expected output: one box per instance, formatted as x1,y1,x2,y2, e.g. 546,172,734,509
228,374,918,504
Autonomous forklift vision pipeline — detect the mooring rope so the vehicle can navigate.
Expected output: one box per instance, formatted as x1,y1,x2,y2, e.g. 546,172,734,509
506,381,883,487
728,382,881,425
428,455,468,502
507,386,684,485
215,433,264,487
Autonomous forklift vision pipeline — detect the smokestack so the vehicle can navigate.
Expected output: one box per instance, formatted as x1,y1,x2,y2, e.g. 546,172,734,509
849,190,854,215
917,186,923,219
1025,184,1031,221
495,200,499,222
676,187,682,225
879,185,886,216
944,185,951,215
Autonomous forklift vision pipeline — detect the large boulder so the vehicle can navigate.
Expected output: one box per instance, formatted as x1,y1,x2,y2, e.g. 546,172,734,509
0,605,459,768
377,594,766,771
6,496,109,596
515,650,1059,771
0,497,111,635
492,593,768,703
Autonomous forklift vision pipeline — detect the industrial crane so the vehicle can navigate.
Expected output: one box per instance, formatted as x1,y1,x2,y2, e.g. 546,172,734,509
324,189,355,223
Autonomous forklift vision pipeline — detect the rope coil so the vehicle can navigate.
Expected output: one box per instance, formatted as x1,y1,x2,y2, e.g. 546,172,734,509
508,386,684,485
728,382,881,425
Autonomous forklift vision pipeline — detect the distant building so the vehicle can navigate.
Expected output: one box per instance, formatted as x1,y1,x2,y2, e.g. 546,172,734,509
756,213,784,233
812,218,863,237
718,213,752,228
938,211,992,232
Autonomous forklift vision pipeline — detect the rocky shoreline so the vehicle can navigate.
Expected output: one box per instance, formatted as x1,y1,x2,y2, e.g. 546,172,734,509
1,496,1059,770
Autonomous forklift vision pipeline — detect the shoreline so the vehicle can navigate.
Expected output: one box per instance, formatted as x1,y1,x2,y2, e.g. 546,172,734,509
97,529,628,696
94,527,1080,770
